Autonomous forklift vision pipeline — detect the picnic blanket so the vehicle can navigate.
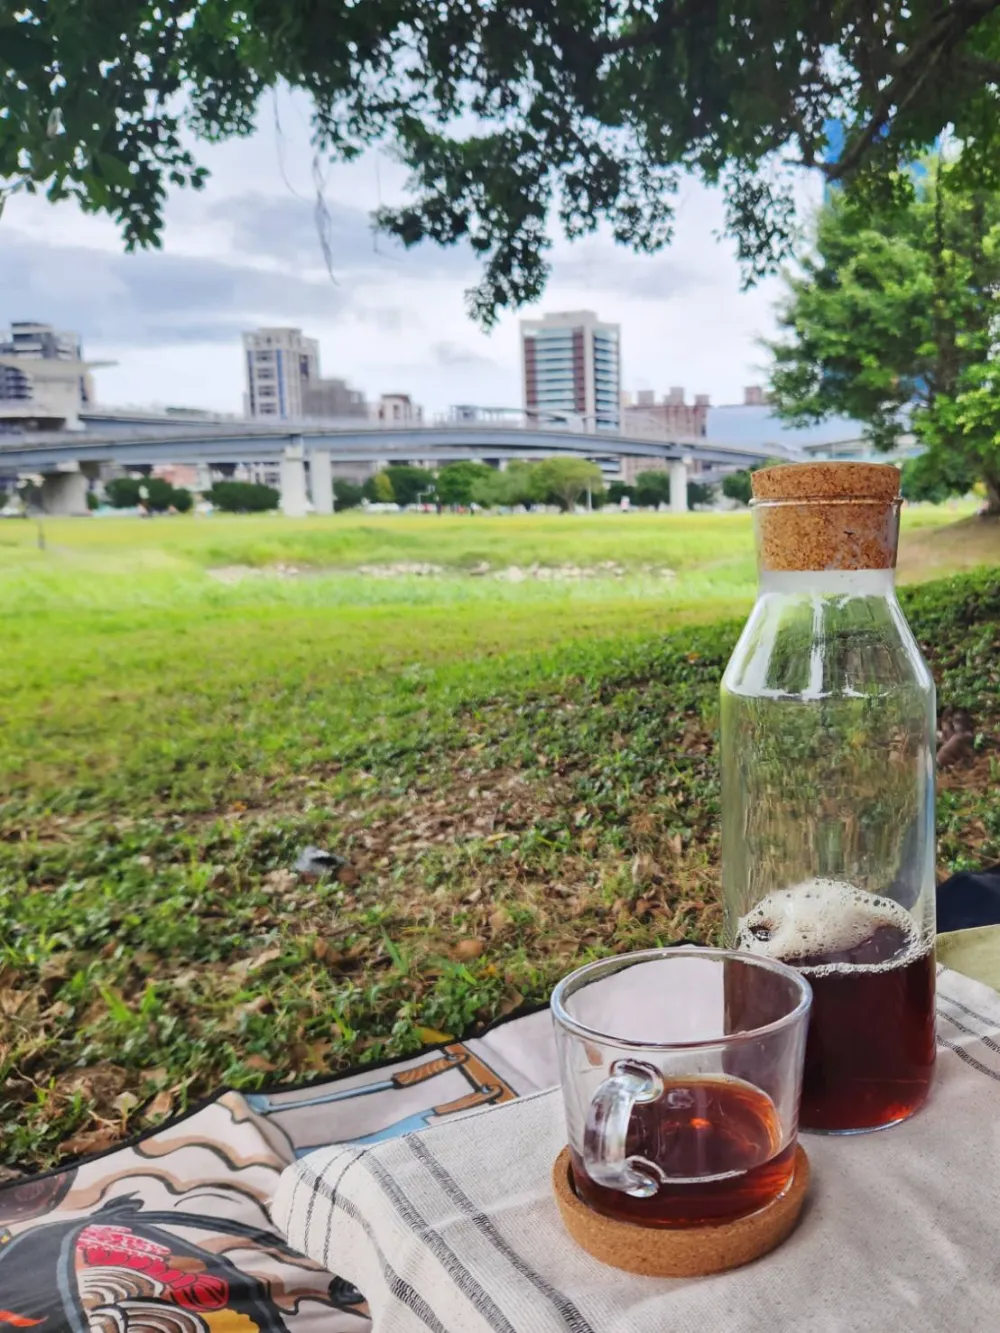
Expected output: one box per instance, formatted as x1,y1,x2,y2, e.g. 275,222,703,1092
276,964,1000,1331
0,1007,556,1330
2,933,999,1332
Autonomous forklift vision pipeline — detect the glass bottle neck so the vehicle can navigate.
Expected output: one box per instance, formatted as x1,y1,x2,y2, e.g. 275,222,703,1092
758,568,897,598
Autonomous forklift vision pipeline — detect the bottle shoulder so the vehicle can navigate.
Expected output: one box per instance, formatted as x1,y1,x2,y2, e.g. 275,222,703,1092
722,591,934,702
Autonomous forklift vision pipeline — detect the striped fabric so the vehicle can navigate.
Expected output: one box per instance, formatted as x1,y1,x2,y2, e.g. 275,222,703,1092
274,967,1000,1332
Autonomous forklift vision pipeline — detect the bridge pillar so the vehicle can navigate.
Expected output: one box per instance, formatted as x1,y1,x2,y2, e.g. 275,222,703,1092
279,441,308,518
195,462,213,493
669,459,689,514
41,462,90,516
310,449,333,515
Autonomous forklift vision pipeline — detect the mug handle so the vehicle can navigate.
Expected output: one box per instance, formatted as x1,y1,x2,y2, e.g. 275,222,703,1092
582,1060,665,1198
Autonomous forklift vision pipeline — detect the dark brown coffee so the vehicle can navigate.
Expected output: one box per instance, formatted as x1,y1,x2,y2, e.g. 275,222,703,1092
739,883,935,1132
571,1076,795,1228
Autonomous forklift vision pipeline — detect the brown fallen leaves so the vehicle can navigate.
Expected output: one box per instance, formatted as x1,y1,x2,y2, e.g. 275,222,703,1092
454,939,485,961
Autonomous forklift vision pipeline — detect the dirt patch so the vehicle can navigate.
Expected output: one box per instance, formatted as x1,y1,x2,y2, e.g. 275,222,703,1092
207,563,305,583
899,514,1000,582
206,560,679,582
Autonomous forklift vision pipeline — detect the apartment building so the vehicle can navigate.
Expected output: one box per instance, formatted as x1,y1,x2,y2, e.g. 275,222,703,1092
0,321,99,430
521,310,621,433
243,327,321,420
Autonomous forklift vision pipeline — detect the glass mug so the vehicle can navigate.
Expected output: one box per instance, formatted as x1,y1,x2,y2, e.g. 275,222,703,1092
552,948,812,1228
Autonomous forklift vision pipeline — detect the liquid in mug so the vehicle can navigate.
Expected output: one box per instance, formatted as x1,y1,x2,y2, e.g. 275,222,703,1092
572,1075,795,1228
738,881,936,1132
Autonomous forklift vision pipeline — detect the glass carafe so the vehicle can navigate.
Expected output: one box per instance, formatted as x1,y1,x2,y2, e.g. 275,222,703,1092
721,463,936,1133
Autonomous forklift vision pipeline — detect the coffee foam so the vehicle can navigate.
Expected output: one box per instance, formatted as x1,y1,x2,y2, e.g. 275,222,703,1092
736,879,927,977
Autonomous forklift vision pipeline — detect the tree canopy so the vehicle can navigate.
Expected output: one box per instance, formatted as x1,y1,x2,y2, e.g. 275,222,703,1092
470,460,540,508
435,461,494,506
6,2,1000,323
532,457,604,509
383,465,435,506
768,159,1000,508
105,475,192,512
207,480,279,512
633,470,672,507
364,471,396,504
333,478,364,510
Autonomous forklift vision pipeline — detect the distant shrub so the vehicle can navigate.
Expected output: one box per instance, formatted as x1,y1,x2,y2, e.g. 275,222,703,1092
104,475,192,512
105,477,144,508
208,480,280,513
721,470,752,505
364,471,396,503
384,465,433,506
721,461,779,507
633,471,672,507
334,479,364,510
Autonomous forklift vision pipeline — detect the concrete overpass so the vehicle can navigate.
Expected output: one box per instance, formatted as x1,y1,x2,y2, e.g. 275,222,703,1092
0,419,799,516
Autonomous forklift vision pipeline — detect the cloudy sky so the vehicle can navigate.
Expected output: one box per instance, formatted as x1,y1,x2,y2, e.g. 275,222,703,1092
1,90,822,418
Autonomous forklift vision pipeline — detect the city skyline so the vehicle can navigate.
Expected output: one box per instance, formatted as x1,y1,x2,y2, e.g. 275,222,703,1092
0,314,775,431
0,88,815,422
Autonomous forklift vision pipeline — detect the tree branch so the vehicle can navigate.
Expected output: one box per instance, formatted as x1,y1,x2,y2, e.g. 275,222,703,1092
826,0,1000,182
957,51,1000,81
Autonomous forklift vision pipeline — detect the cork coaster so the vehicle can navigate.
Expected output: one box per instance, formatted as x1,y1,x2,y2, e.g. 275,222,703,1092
552,1145,810,1278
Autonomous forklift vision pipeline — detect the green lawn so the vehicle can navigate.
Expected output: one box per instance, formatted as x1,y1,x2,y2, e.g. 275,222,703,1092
0,506,995,1171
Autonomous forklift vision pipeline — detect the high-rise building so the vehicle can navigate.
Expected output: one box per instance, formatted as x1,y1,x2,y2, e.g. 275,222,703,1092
0,321,101,430
242,328,370,421
243,327,320,420
520,310,621,433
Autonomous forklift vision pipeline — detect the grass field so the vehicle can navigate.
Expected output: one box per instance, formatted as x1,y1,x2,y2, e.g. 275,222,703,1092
0,504,996,1171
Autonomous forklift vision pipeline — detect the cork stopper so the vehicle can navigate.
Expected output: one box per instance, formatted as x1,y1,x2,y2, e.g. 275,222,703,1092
552,1144,810,1277
751,462,901,572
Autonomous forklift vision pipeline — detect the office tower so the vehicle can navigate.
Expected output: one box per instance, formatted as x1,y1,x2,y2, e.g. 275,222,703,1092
521,310,621,432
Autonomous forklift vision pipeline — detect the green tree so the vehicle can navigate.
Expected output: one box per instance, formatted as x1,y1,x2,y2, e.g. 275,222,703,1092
532,457,604,511
768,162,1000,511
364,471,396,504
436,462,494,507
333,479,364,510
105,477,143,509
687,479,714,508
900,451,977,504
384,465,434,506
8,6,1000,324
470,461,540,508
207,480,279,512
722,471,753,506
105,475,191,511
607,482,635,506
633,470,672,507
146,477,192,512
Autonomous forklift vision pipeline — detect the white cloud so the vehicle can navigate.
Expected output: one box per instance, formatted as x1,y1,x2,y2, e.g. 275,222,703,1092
0,88,822,416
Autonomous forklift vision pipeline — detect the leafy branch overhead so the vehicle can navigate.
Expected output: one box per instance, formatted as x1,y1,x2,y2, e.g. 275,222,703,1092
4,1,1000,322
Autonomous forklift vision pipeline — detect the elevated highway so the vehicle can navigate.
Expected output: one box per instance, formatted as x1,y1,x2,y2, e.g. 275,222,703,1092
0,416,799,516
